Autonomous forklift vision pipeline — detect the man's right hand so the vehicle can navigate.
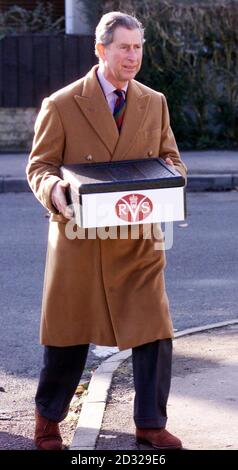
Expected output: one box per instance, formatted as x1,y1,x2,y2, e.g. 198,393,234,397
51,180,73,219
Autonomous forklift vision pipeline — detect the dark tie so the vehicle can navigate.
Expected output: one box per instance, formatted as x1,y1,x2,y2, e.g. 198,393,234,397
113,89,126,132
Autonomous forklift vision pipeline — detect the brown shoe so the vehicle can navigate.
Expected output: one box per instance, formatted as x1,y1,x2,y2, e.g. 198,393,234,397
34,408,63,450
136,427,182,449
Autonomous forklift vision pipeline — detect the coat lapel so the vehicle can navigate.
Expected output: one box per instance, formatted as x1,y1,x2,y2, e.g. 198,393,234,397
74,66,151,160
74,66,119,156
112,80,151,161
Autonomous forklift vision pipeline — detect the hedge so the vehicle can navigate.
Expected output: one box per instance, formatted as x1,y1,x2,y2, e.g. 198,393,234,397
83,0,238,149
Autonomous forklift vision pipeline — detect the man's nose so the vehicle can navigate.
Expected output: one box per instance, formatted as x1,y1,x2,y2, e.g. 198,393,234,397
127,48,137,60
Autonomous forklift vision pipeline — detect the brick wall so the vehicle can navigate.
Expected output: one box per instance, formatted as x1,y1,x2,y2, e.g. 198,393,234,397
0,108,38,151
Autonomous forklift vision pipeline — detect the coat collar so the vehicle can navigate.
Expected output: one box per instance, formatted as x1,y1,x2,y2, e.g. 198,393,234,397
74,65,151,160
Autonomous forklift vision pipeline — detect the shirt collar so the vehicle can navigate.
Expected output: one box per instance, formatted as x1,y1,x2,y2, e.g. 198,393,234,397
97,66,128,97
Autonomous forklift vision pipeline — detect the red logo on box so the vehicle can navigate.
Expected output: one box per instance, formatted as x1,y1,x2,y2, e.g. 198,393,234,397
115,193,153,222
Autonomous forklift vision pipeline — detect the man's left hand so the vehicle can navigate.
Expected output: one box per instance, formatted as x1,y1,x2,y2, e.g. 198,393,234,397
165,157,175,167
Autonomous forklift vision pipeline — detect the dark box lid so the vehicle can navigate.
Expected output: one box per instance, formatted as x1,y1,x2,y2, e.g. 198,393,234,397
60,157,185,194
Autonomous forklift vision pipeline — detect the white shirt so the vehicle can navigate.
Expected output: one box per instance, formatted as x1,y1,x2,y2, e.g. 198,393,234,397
97,66,128,114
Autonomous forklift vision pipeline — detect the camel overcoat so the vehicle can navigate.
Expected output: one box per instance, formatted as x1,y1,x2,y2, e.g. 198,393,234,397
26,65,187,350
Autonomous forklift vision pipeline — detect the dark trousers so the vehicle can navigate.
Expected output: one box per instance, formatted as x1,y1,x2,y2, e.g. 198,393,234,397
35,339,172,428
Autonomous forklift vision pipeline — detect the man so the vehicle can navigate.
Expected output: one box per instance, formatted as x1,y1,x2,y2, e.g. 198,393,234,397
27,11,187,450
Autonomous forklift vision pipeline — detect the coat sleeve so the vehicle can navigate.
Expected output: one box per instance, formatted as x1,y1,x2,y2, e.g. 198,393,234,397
160,94,187,182
26,98,65,213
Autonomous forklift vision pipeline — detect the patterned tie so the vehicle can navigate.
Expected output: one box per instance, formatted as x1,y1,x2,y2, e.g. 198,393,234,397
113,89,126,132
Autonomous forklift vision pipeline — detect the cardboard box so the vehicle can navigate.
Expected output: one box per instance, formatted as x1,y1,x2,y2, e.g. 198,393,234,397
60,158,186,228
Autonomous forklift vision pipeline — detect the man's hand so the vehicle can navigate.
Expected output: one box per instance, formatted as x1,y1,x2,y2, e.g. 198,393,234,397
165,157,175,167
51,180,73,219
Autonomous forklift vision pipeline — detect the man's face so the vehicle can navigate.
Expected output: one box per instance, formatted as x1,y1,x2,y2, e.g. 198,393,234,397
98,26,143,88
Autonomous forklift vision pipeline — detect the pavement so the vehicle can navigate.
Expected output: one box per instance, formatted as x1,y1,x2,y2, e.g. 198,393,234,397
1,149,238,453
0,150,238,192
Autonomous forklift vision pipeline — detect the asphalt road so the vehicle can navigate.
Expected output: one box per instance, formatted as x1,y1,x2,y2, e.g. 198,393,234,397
165,191,238,330
0,191,237,410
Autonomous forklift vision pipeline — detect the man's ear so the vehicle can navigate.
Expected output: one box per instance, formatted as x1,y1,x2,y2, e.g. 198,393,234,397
96,43,106,61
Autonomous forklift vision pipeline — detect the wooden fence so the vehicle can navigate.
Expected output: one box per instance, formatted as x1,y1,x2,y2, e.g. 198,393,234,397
0,34,96,107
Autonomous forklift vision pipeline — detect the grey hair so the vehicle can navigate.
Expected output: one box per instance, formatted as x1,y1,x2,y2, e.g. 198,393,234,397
95,11,144,57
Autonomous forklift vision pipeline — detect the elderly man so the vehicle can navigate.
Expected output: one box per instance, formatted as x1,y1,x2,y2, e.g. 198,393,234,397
27,11,187,450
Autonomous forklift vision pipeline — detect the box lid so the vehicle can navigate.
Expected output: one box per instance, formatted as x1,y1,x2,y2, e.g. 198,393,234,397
60,157,185,194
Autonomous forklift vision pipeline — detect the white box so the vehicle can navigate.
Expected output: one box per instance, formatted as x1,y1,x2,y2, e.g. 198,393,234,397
61,158,186,228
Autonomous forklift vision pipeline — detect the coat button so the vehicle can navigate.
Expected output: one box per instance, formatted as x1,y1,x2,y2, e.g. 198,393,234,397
85,154,93,161
148,150,153,157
